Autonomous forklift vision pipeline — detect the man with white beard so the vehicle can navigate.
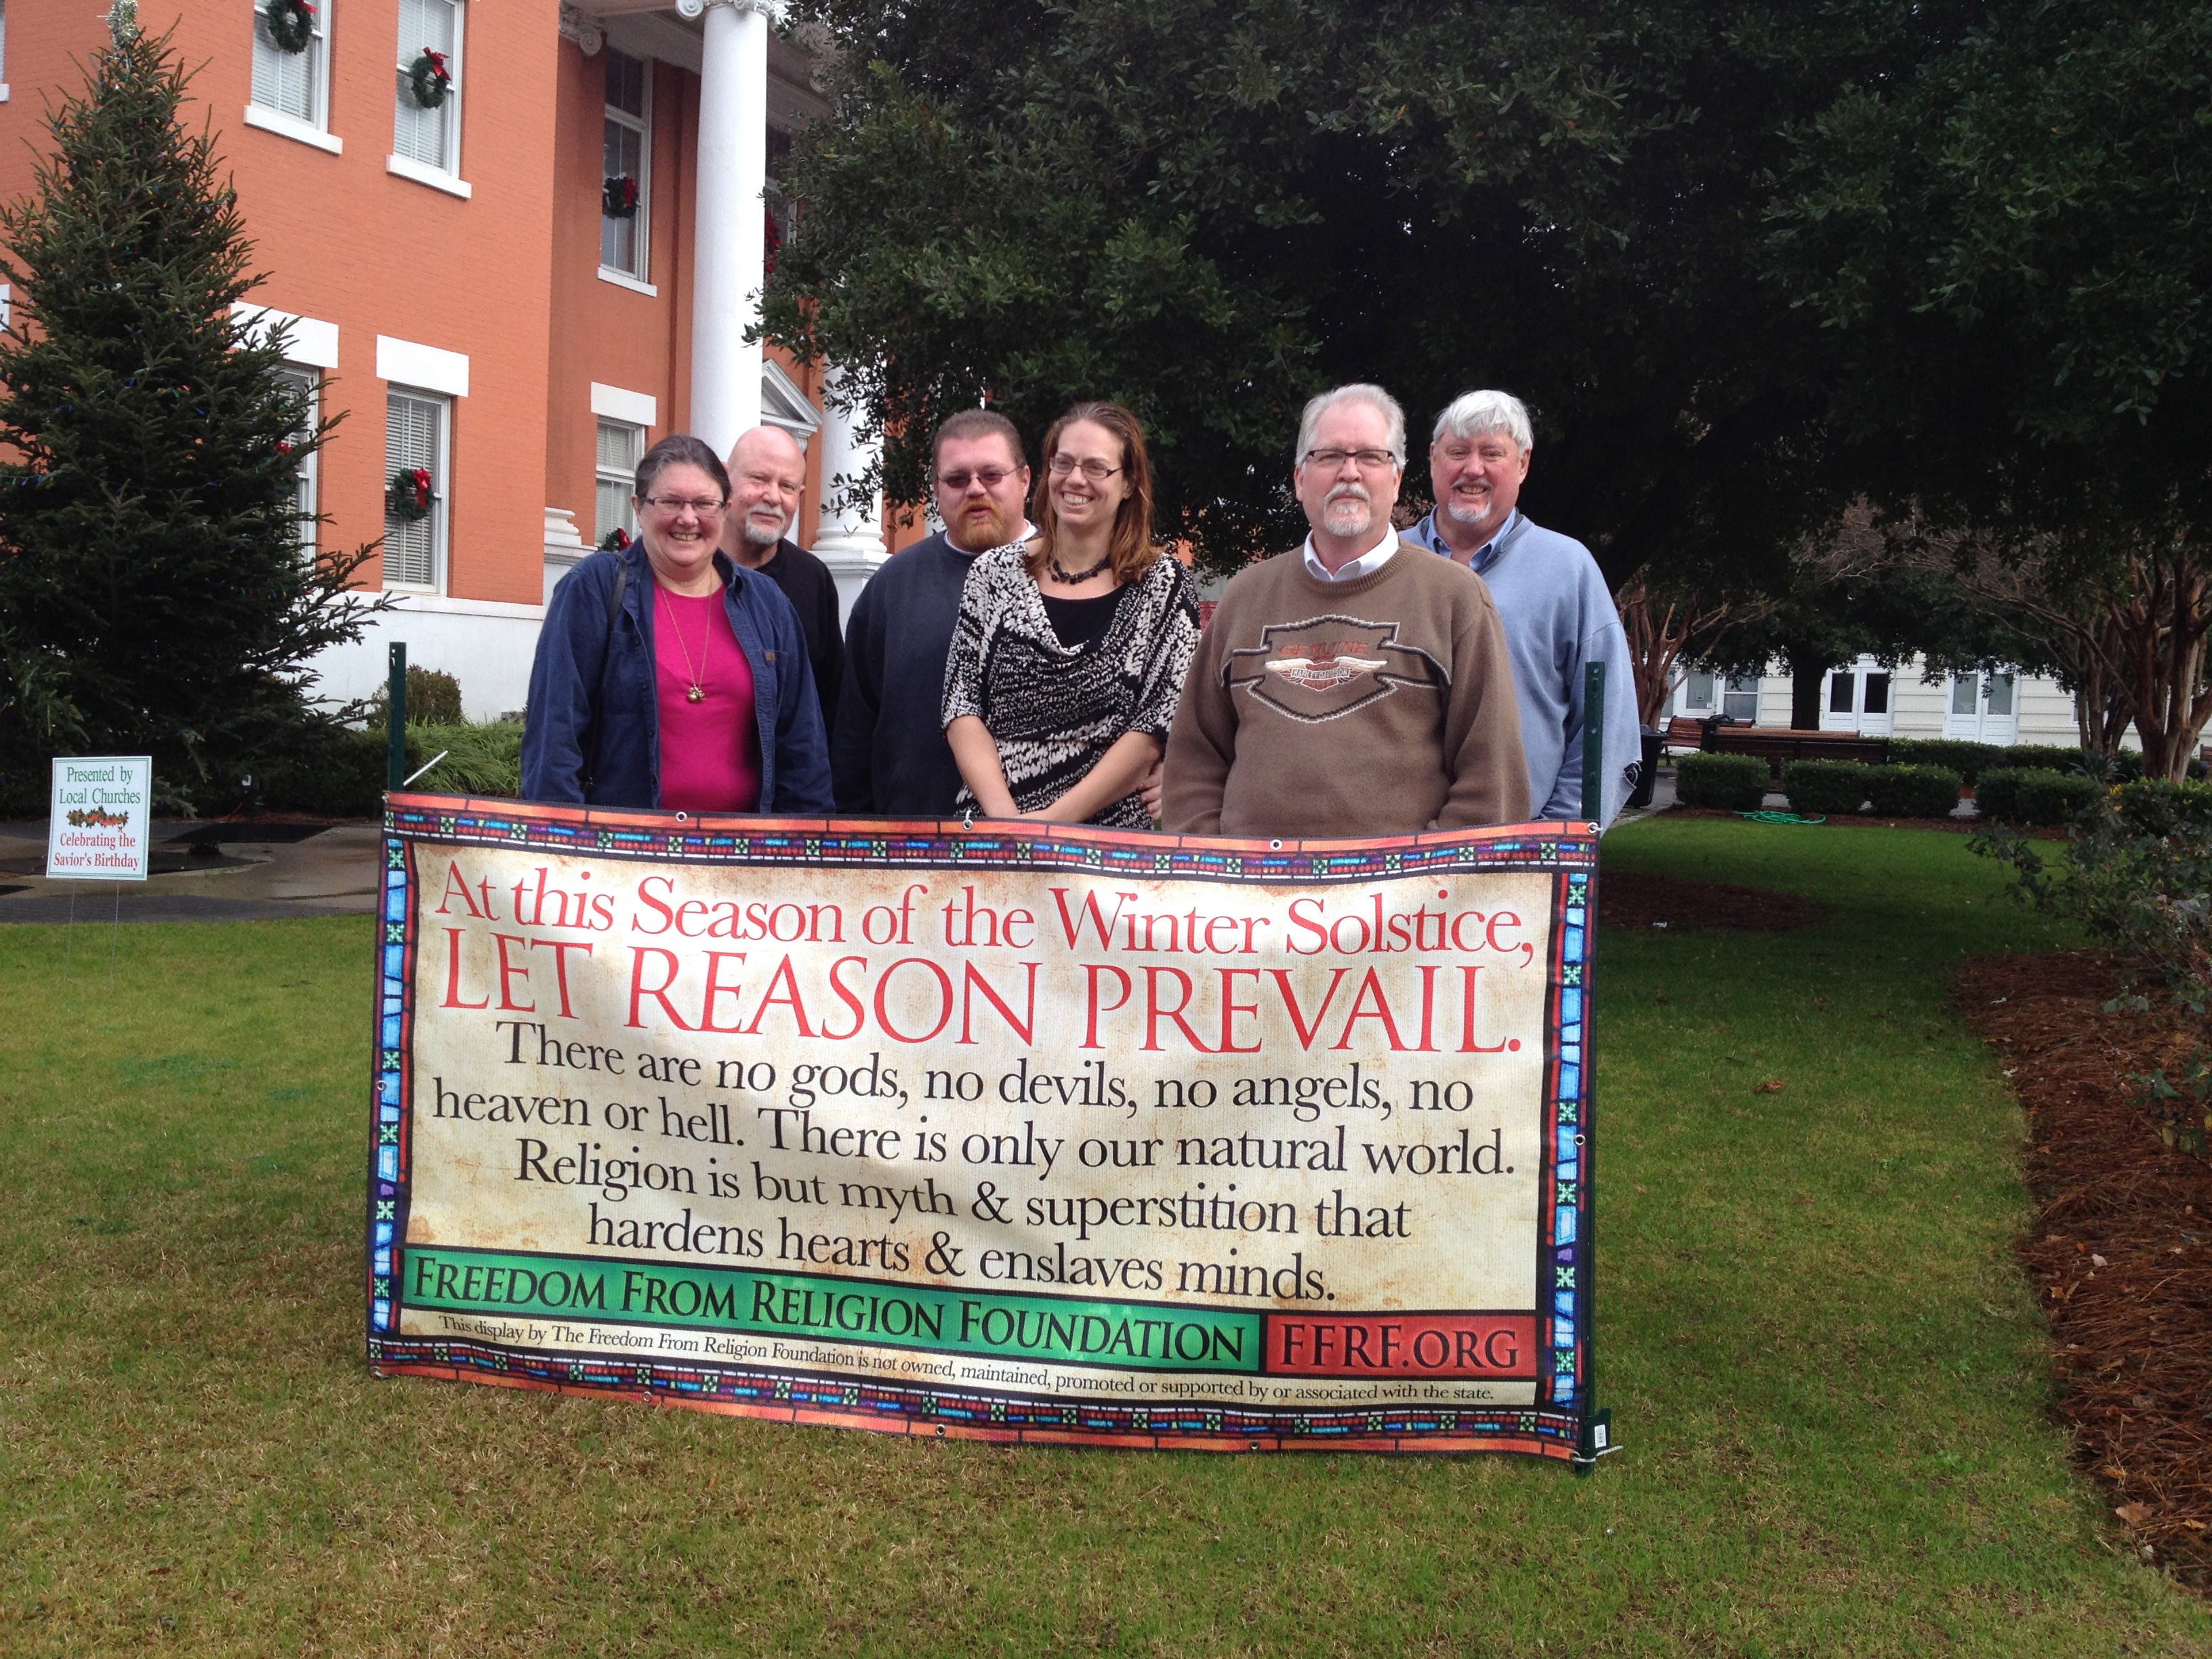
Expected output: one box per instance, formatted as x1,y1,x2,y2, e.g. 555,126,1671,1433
1164,384,1529,838
1405,390,1641,827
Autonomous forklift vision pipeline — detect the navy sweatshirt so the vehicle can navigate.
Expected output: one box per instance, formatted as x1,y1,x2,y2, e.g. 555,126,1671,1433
832,530,983,815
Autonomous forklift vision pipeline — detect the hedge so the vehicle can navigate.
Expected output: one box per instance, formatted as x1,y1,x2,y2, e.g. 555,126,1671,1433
1887,739,2003,783
2114,778,2212,838
1867,764,1965,819
1782,759,1875,817
1676,752,1769,812
1973,767,2103,826
254,719,523,817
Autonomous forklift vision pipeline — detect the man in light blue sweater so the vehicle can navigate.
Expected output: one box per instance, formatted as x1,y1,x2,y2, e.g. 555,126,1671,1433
1406,390,1643,827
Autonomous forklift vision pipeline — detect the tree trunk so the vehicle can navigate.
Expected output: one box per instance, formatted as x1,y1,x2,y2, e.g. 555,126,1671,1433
1790,659,1826,730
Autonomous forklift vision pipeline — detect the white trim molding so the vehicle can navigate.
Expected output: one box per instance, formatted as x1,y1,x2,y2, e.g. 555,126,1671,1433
376,335,470,397
381,592,546,621
232,304,340,369
596,268,659,298
590,382,658,427
557,2,604,54
242,104,343,155
386,152,473,198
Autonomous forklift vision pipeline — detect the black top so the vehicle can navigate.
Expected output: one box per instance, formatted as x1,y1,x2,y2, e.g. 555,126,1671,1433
752,538,845,739
832,530,980,814
1040,585,1130,652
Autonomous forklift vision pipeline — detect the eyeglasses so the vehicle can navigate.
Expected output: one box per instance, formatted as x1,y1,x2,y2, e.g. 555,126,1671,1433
638,495,728,516
1048,455,1125,483
1301,448,1401,472
937,468,1017,492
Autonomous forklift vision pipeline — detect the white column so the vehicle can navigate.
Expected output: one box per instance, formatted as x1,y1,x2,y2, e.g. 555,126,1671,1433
811,366,888,624
682,0,775,456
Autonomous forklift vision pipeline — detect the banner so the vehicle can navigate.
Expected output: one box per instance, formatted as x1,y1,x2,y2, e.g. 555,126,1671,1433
367,794,1604,1459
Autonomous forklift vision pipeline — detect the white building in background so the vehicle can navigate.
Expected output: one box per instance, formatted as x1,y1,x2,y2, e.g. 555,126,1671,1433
1665,657,2085,747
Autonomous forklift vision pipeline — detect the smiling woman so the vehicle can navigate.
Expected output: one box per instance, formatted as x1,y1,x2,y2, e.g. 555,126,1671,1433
520,434,834,814
941,403,1200,828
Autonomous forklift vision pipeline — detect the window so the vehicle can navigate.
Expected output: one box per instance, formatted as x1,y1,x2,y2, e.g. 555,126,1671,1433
1722,675,1760,724
1863,672,1889,716
272,365,320,558
384,388,450,590
1681,669,1717,713
1828,672,1853,715
600,50,649,279
251,0,329,129
596,418,644,548
394,0,463,174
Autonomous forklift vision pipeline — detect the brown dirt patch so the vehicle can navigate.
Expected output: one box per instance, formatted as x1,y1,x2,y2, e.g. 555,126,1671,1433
1959,950,2212,1584
1598,870,1824,932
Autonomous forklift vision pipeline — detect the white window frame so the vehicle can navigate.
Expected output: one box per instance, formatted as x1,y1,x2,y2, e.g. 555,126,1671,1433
389,0,468,195
245,0,337,152
1,0,12,102
1945,669,2020,743
272,364,321,561
600,48,652,285
383,386,452,594
595,417,645,550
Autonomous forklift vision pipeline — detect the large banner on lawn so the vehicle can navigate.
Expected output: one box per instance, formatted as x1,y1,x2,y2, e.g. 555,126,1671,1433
367,794,1603,1459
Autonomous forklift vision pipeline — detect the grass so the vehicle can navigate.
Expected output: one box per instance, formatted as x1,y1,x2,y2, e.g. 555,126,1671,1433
3,817,2209,1655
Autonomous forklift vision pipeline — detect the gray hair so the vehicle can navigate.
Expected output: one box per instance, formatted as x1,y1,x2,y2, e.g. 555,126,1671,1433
1432,389,1533,451
635,433,731,502
1294,384,1407,468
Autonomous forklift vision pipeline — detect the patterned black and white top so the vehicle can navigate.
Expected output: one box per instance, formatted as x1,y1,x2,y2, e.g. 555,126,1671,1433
942,546,1202,827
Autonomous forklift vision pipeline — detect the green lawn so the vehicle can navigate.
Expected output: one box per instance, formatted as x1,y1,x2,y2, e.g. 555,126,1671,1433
3,818,2205,1656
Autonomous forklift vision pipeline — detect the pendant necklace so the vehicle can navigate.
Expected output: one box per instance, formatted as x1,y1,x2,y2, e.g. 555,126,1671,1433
1048,552,1112,583
659,588,710,703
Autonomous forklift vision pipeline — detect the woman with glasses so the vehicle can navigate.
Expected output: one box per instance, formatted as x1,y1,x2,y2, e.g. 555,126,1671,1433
942,402,1199,827
522,434,832,812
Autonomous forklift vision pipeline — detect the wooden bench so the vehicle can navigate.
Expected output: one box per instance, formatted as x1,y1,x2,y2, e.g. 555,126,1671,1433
1701,724,1889,777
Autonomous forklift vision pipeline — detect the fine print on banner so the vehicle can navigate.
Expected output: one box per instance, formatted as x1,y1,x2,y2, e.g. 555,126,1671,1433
47,756,152,880
367,797,1602,1460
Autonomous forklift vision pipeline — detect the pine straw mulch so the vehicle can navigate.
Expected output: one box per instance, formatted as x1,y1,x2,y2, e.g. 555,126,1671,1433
1959,950,2212,1585
1597,869,1826,932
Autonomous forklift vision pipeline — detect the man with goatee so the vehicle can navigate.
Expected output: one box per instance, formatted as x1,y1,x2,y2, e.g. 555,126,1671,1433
834,409,1036,814
1164,384,1529,838
721,425,846,737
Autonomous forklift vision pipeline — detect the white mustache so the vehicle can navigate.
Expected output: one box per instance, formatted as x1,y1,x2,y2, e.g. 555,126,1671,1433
1327,483,1371,504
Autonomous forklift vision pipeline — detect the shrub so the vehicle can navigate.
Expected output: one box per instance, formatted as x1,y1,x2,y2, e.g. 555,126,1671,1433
1988,743,2143,780
1676,752,1769,811
404,720,523,798
1887,739,2003,784
1973,766,2102,826
2114,779,2212,838
365,665,466,727
1782,759,1875,816
1867,764,1964,819
258,724,387,817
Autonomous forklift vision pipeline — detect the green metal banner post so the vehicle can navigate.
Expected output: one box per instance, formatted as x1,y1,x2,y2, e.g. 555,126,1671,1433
386,642,407,794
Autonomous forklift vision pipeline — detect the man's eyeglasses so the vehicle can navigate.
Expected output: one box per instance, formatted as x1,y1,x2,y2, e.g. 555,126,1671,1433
638,495,728,516
1047,455,1125,483
937,467,1017,492
1301,448,1401,472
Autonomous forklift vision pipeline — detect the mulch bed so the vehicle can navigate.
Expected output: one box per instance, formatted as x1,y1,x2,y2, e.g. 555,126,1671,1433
1598,870,1825,932
1959,951,2212,1584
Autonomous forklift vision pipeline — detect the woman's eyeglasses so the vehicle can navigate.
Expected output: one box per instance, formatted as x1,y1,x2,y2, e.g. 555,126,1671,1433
638,495,729,516
1048,455,1124,483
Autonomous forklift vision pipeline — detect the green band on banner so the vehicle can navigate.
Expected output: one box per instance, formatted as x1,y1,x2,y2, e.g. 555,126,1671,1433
404,1245,1263,1373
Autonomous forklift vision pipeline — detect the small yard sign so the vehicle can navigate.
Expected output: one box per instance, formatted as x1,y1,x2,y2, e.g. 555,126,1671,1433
47,756,152,881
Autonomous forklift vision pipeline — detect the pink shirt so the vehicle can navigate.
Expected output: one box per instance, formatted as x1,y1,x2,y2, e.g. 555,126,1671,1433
653,587,762,812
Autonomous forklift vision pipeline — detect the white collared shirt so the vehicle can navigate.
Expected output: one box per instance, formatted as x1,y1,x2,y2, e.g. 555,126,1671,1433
1301,522,1397,582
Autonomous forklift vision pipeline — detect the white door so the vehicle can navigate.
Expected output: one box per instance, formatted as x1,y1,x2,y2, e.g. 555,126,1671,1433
1944,671,2018,743
1821,657,1893,736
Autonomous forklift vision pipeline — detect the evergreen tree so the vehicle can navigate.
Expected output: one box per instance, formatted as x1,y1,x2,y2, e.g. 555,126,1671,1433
0,1,378,812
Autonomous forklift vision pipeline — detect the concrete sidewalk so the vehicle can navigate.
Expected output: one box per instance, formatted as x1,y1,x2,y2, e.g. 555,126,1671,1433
0,819,383,924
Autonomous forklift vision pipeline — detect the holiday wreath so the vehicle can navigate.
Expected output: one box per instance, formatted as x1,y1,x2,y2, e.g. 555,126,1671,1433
405,49,452,110
602,175,640,219
389,468,434,522
263,0,315,53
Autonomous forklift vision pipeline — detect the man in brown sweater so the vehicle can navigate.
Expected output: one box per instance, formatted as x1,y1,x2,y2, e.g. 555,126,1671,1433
1164,384,1530,838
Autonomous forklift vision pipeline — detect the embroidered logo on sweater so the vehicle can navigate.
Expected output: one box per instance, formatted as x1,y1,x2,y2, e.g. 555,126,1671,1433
1224,615,1446,722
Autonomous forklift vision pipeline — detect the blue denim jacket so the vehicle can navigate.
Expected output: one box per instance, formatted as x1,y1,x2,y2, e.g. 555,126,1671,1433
520,543,834,812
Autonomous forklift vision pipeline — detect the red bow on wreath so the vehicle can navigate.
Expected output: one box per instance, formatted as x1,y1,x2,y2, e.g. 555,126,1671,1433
406,468,431,508
420,48,451,87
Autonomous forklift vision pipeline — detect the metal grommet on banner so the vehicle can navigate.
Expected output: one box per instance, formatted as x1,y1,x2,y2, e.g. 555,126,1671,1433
1269,839,1283,851
673,811,689,823
962,806,975,832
